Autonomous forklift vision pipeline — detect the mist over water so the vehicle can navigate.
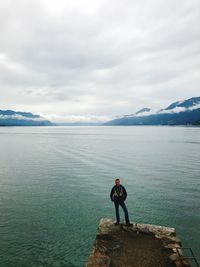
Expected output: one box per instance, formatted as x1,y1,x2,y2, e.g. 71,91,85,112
0,126,199,266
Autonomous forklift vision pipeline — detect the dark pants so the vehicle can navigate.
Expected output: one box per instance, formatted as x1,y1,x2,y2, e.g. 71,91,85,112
114,201,130,223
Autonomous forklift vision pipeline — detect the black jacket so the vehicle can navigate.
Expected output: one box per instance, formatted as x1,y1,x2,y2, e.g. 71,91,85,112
110,185,127,202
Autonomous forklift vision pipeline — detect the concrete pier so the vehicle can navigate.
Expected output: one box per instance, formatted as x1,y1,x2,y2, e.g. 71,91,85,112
86,218,190,267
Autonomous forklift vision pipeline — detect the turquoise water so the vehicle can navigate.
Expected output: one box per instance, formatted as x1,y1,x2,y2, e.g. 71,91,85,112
0,126,199,266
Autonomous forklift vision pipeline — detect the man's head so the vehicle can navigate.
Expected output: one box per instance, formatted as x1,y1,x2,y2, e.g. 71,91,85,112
115,178,120,186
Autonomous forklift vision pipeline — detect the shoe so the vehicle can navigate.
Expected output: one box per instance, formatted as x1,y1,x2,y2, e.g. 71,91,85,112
114,222,120,225
125,222,133,227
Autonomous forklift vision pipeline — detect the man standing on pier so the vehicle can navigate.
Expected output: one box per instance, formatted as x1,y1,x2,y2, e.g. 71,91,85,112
110,178,132,226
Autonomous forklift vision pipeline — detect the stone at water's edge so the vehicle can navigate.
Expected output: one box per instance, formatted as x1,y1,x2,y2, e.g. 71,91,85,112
86,218,191,267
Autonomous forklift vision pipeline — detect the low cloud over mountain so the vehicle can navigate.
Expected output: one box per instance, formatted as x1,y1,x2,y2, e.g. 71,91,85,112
0,110,53,126
105,97,200,125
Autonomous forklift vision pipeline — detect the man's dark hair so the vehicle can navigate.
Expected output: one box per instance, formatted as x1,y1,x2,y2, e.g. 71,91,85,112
115,178,120,182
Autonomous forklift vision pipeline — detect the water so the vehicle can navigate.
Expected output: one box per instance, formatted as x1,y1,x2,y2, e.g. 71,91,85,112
0,126,199,266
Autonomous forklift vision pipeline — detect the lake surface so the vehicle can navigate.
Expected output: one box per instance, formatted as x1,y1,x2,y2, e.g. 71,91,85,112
0,126,199,266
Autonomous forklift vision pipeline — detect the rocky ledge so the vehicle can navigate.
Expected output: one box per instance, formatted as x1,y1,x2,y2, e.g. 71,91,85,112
86,218,190,267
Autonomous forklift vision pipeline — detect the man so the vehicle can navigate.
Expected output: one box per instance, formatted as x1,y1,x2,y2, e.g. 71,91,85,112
110,178,132,226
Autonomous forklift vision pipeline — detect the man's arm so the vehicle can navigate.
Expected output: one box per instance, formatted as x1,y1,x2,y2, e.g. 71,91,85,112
110,187,114,201
122,186,127,200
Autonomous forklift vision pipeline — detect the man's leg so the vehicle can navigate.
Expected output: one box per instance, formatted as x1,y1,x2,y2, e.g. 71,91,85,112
114,201,120,223
120,201,130,223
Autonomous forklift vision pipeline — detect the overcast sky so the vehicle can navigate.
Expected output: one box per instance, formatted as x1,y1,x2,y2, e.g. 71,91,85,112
0,0,200,122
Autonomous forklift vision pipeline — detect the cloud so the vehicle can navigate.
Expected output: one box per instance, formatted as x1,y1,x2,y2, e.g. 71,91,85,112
0,0,200,121
158,103,200,114
0,114,45,121
40,113,112,123
133,101,200,116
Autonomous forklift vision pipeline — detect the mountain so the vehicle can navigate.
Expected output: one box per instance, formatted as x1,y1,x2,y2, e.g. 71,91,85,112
135,108,151,115
56,122,102,126
162,97,200,110
0,110,54,126
122,108,151,118
104,97,200,126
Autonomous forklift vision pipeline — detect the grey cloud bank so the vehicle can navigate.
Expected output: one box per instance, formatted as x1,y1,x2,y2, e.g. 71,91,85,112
0,0,200,122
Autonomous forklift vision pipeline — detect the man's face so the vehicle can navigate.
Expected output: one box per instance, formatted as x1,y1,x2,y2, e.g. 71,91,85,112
115,179,120,186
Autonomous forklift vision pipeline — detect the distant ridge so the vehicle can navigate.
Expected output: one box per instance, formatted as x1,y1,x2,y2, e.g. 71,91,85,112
0,109,54,126
104,97,200,125
135,107,151,115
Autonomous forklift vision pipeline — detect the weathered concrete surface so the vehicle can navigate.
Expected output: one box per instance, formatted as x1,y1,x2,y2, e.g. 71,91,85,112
86,218,190,267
